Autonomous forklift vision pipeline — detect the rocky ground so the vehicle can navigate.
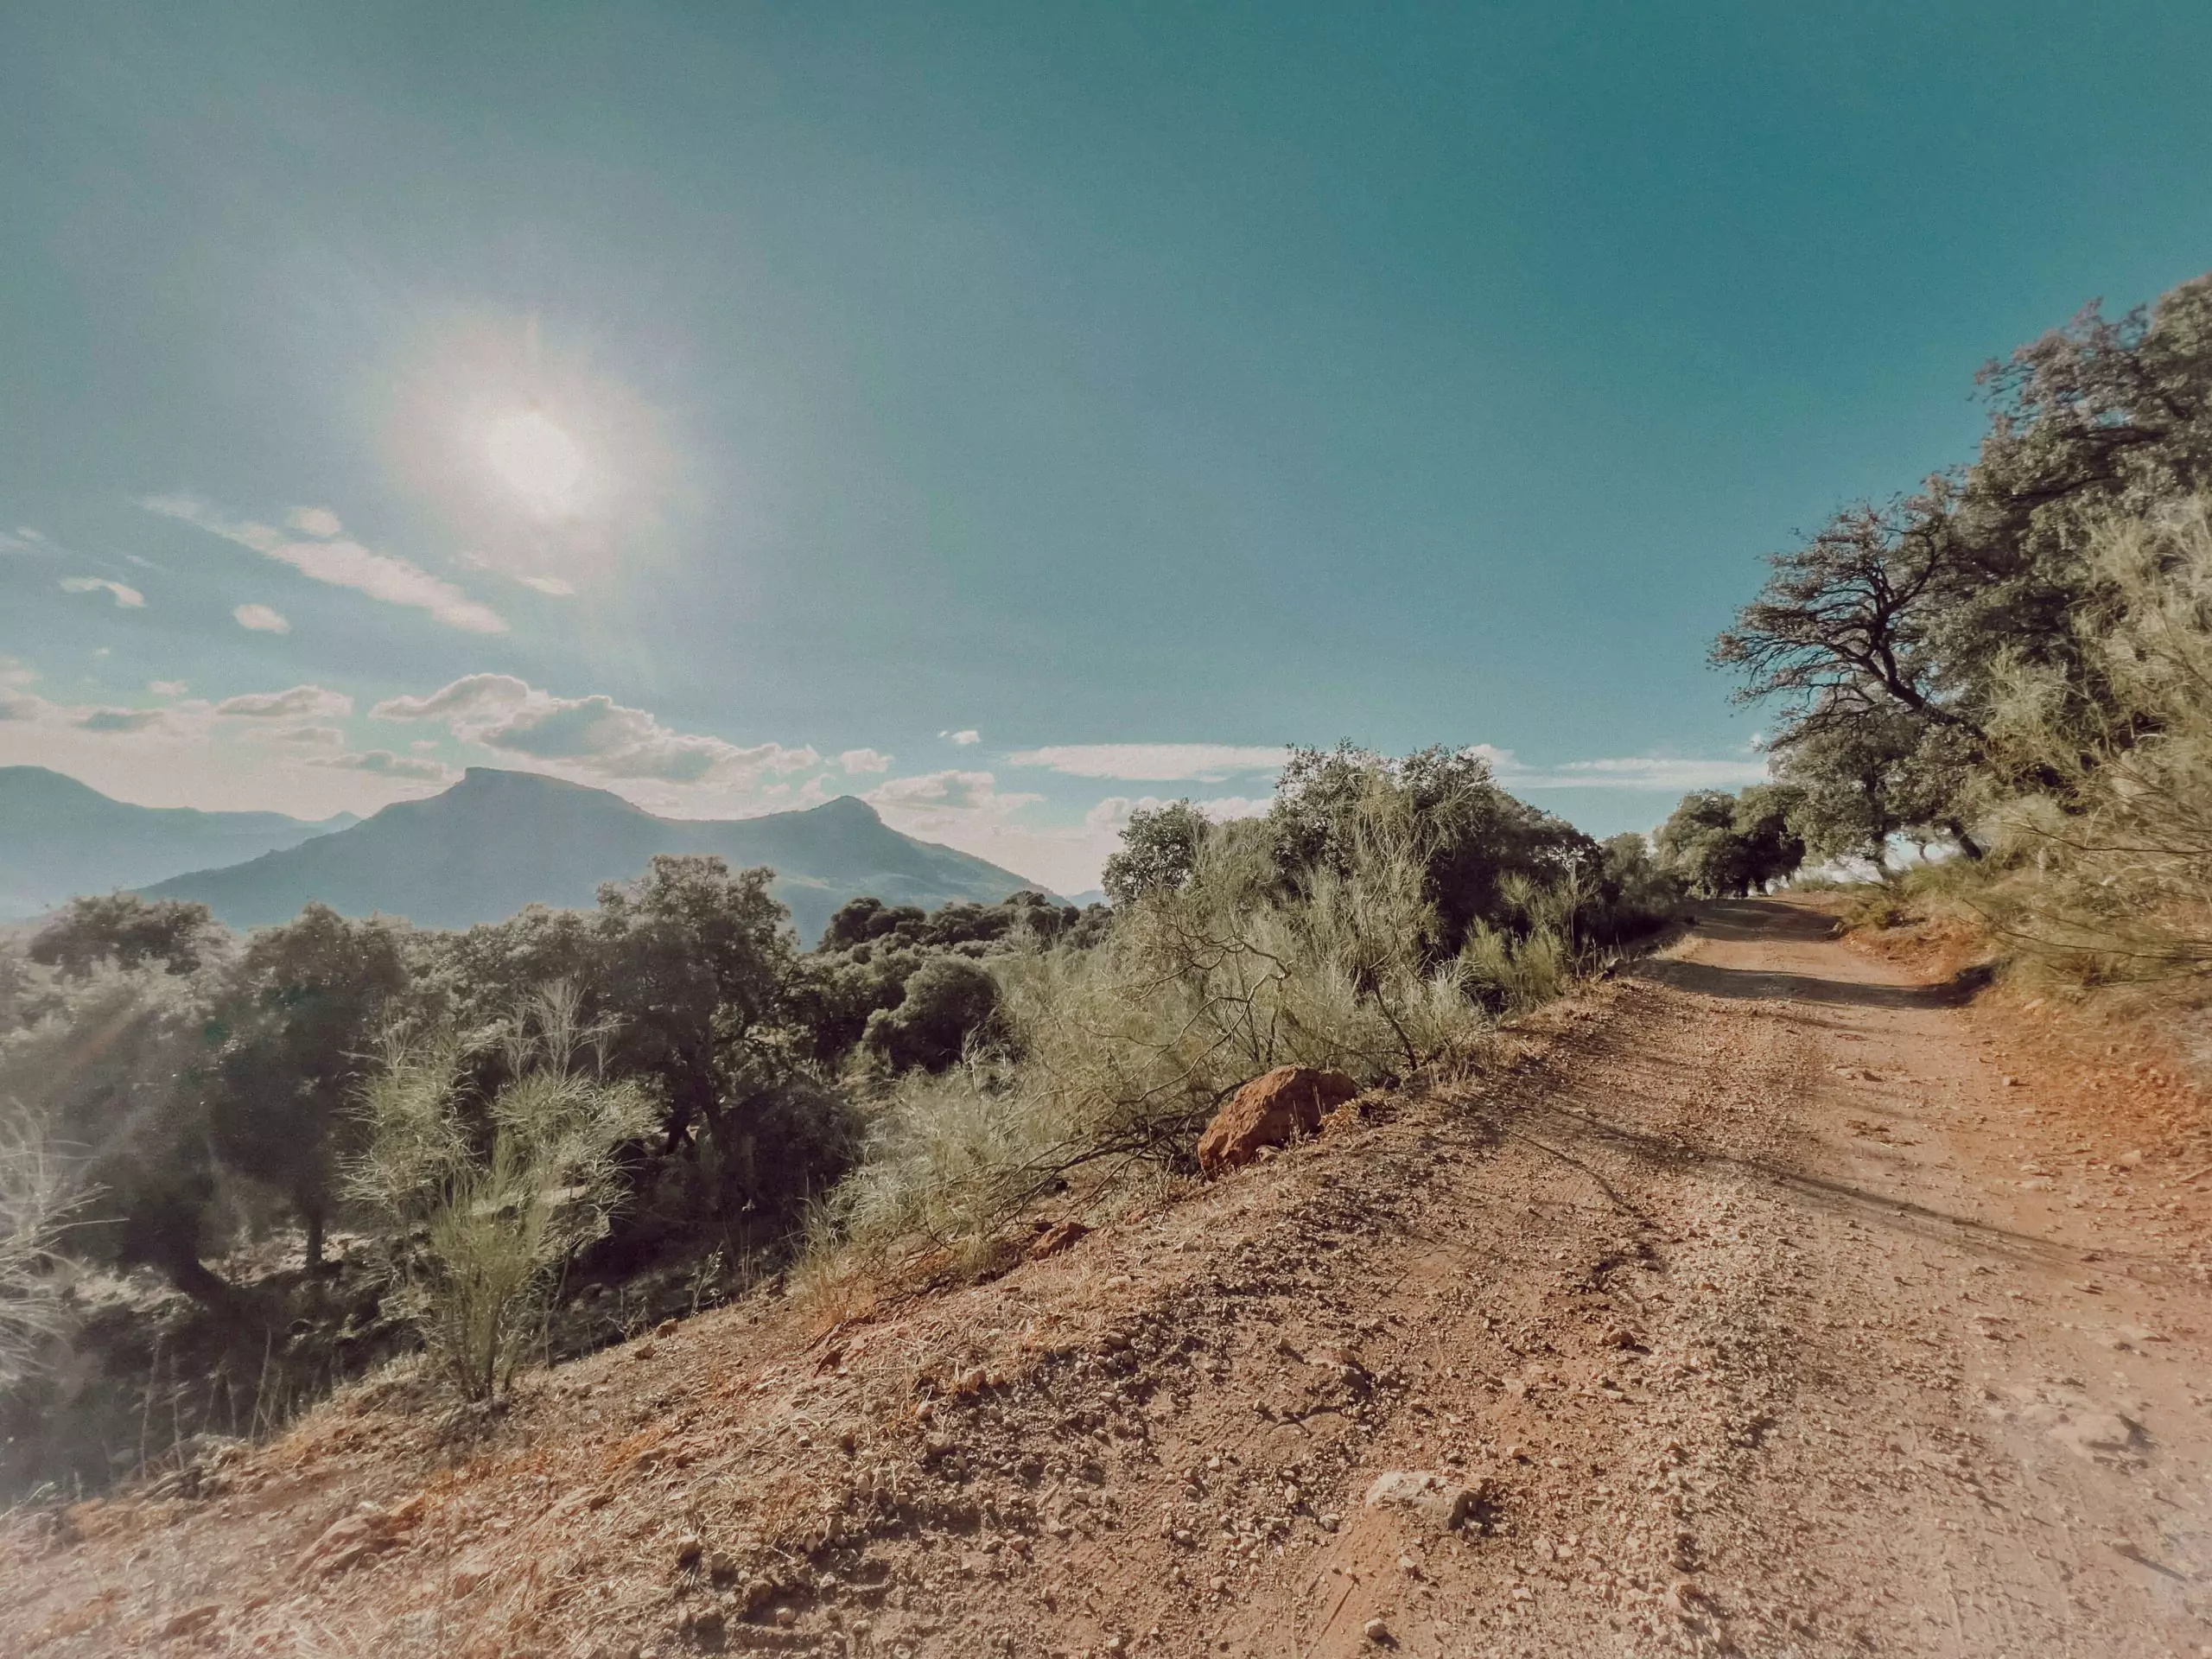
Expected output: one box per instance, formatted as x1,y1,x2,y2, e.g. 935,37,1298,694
7,896,2211,1657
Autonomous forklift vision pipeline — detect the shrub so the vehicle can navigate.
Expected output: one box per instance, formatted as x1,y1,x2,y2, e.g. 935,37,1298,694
1981,497,2212,980
822,761,1506,1269
0,1101,82,1386
346,987,655,1400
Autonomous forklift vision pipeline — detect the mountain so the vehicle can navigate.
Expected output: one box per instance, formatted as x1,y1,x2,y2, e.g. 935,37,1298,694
0,766,355,920
143,767,1046,944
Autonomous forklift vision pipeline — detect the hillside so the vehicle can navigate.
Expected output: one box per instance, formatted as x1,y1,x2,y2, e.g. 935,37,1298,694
6,899,2204,1657
0,766,353,920
143,766,1045,943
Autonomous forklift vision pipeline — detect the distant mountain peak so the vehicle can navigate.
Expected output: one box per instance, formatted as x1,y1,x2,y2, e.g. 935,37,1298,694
807,793,882,821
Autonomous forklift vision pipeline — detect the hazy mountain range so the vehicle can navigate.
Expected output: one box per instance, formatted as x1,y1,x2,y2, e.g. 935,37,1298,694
0,766,357,920
2,766,1048,944
141,767,1044,943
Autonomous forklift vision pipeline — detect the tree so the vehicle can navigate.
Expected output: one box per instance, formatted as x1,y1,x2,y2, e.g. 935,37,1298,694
207,906,410,1271
1102,801,1211,906
30,894,223,978
1595,833,1685,931
861,956,1001,1072
1717,273,2212,853
1712,491,1988,853
1269,744,1597,954
1656,786,1806,896
0,967,231,1301
590,855,815,1232
1728,784,1809,890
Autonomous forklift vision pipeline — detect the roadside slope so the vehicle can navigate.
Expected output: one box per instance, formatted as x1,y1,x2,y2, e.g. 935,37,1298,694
9,898,2210,1656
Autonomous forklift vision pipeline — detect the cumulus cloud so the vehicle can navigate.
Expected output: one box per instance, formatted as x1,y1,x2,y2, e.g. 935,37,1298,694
310,749,457,782
60,576,145,609
371,674,817,786
1008,743,1290,782
943,729,982,746
214,684,354,721
838,747,893,775
149,680,188,696
233,603,291,633
145,495,505,634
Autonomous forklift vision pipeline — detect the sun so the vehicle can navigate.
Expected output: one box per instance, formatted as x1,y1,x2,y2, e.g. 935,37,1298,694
484,408,588,518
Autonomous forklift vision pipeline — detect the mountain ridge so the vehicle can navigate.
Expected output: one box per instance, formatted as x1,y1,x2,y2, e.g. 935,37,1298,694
143,766,1047,943
0,766,355,919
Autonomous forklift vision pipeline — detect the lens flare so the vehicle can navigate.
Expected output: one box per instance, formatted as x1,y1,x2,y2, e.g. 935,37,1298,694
484,409,588,518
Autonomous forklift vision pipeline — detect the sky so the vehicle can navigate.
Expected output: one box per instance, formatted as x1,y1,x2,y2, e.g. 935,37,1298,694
4,3,2212,893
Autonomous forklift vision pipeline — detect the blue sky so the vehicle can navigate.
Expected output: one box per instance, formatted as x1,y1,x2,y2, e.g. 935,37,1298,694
4,3,2211,892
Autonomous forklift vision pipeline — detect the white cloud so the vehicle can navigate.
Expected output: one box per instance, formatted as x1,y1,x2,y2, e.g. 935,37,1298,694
146,495,506,634
838,747,893,775
214,684,354,721
1499,755,1771,791
944,728,982,746
371,674,817,787
233,603,292,633
518,574,576,596
310,749,457,782
60,576,145,609
288,506,344,538
1008,742,1290,782
149,679,188,696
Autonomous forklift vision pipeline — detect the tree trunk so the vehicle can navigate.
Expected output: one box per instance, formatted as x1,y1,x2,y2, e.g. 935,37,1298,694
303,1206,325,1274
163,1251,240,1309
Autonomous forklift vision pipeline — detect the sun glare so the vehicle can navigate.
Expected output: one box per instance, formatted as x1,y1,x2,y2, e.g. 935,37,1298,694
484,408,588,517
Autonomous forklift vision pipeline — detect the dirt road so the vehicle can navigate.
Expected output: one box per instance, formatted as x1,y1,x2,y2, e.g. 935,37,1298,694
1195,896,2212,1657
12,898,2212,1657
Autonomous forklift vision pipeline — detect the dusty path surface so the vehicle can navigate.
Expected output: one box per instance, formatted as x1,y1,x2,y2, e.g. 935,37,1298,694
10,898,2212,1657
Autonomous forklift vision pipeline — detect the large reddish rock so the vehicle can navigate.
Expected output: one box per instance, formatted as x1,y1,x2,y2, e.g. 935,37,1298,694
1196,1065,1359,1175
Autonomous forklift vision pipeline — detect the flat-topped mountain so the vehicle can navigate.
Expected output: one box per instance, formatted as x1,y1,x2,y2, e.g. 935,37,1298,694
0,766,354,919
143,767,1043,942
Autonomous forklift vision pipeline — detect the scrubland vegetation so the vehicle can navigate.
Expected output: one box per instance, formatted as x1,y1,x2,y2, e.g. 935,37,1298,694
0,742,1676,1493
